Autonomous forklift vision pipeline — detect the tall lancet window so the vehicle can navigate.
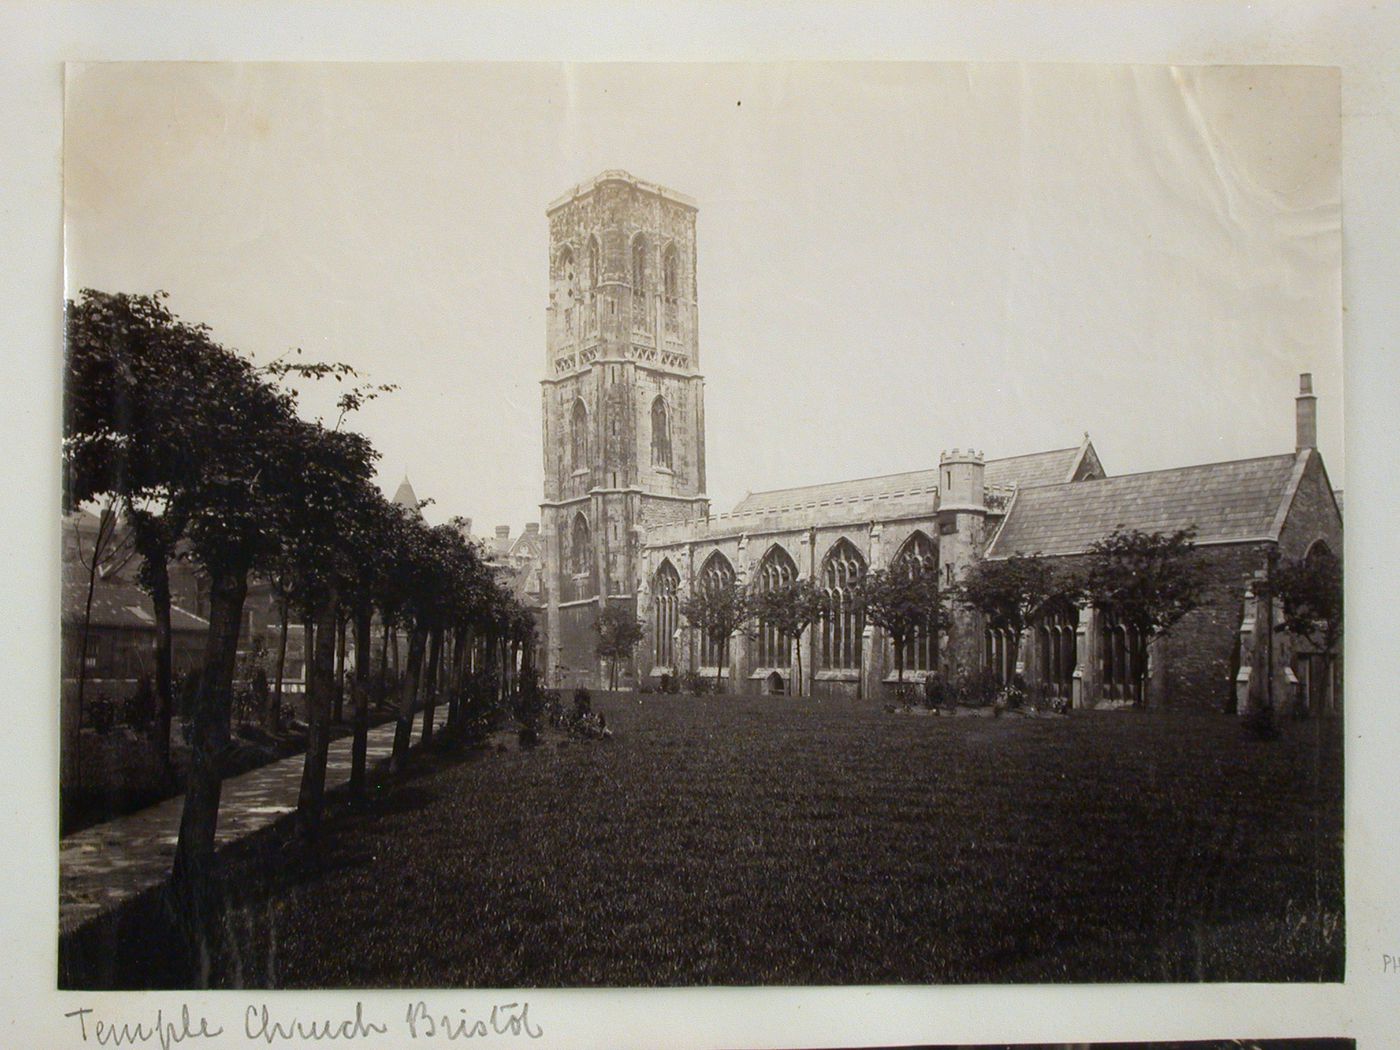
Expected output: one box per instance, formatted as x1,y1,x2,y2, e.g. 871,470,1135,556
891,532,937,673
651,397,672,469
570,512,594,600
652,560,680,668
820,539,867,671
696,552,736,669
755,545,798,668
570,398,588,473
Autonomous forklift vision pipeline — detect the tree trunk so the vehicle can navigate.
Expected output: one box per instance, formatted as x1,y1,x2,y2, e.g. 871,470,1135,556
795,629,803,698
171,567,249,975
379,618,391,703
333,612,348,723
145,549,175,772
297,587,339,836
350,606,373,800
420,626,443,747
391,627,426,772
896,633,905,684
268,595,289,734
73,509,117,777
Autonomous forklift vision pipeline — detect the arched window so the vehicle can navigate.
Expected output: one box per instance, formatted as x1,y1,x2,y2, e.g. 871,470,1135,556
696,552,736,669
663,243,679,298
631,235,649,330
891,531,938,673
651,396,672,469
755,545,798,668
569,512,593,600
1099,609,1146,704
820,539,867,671
557,246,576,335
587,235,600,290
1036,605,1079,701
570,399,588,473
631,235,647,291
652,560,680,668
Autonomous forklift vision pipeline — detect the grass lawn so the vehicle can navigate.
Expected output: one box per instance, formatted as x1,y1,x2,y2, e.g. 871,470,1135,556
62,692,1343,987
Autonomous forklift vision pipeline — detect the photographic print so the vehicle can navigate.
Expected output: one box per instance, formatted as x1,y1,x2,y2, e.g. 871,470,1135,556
58,62,1343,989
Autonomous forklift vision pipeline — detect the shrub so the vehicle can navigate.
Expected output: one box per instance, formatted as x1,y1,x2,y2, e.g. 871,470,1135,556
87,692,118,734
1242,702,1278,740
922,671,948,709
999,673,1029,709
638,678,655,695
659,673,680,694
680,670,711,696
572,687,593,719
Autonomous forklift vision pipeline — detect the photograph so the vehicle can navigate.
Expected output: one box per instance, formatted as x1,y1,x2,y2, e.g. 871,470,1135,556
57,62,1343,990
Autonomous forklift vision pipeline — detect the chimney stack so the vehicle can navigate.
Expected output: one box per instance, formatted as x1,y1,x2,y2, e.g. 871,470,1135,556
1296,372,1317,451
495,525,511,552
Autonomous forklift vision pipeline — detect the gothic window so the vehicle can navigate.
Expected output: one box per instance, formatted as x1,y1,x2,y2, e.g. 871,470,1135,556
569,512,594,600
631,234,649,330
651,396,672,469
820,539,867,671
891,531,938,673
1036,605,1079,700
755,545,798,668
557,246,576,335
696,551,736,668
663,243,679,298
632,235,647,291
985,625,1017,686
1099,610,1146,703
652,560,680,668
570,399,588,473
587,236,600,290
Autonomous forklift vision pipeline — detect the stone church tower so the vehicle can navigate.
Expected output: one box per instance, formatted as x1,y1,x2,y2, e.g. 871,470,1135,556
540,171,710,686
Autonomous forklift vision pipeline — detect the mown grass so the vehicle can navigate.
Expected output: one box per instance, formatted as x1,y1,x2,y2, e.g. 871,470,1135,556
65,694,1343,987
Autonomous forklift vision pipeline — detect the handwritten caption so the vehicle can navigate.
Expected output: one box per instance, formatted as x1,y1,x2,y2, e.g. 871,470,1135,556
64,1001,542,1047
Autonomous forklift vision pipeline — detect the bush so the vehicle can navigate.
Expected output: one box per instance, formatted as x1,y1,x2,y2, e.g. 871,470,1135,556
572,688,593,719
659,673,680,695
86,692,118,734
638,678,655,695
999,674,1029,709
922,671,948,709
680,670,711,696
1242,702,1278,740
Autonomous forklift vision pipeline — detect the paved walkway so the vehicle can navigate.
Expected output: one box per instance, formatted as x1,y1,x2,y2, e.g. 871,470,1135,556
59,714,445,934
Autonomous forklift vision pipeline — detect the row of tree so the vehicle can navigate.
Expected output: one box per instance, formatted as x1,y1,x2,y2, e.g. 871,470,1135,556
636,526,1338,698
64,290,536,933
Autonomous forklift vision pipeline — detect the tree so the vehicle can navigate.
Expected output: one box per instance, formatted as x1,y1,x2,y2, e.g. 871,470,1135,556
680,580,753,693
747,577,826,696
1257,546,1343,655
859,567,951,684
1078,527,1207,704
952,553,1075,679
595,604,645,690
65,290,236,771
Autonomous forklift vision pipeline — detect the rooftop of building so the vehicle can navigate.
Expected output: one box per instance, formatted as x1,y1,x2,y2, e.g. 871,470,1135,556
62,564,208,632
546,169,698,214
986,450,1309,558
730,443,1092,516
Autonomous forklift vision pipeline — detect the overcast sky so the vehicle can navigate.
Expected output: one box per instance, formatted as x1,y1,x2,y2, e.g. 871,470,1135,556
64,62,1342,532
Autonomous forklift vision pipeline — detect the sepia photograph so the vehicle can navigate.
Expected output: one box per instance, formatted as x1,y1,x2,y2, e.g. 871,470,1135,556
57,61,1343,991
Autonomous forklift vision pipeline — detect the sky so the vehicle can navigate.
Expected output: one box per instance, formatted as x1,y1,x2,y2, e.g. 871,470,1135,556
63,62,1342,532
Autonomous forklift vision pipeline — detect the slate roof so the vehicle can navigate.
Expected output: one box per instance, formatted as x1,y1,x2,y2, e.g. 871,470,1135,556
62,568,209,632
731,446,1086,515
987,452,1303,558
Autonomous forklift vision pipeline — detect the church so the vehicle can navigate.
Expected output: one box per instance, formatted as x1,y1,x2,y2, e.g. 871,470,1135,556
538,171,1342,712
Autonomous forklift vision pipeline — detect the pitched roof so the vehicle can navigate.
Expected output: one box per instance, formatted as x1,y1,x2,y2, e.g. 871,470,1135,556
987,452,1303,557
62,568,209,632
730,446,1086,515
391,475,420,514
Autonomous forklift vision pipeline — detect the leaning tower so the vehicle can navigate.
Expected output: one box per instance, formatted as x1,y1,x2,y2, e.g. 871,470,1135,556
539,171,710,687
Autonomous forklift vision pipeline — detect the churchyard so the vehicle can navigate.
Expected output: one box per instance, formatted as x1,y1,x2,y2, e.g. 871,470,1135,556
63,690,1343,988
